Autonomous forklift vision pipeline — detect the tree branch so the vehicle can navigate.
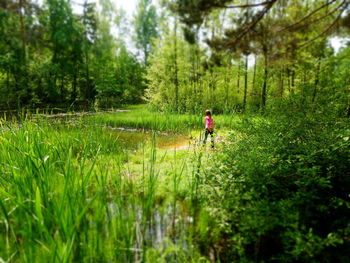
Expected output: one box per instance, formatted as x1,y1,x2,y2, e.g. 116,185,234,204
226,0,279,47
214,1,272,9
293,1,346,31
278,0,338,33
298,3,348,49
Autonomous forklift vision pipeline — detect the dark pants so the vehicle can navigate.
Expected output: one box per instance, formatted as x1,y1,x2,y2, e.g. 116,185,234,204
203,129,214,148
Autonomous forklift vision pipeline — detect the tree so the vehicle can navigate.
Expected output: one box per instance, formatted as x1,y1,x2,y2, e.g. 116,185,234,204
0,0,43,108
80,0,97,104
133,0,158,65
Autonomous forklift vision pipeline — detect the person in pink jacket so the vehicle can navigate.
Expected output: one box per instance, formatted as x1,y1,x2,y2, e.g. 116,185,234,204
203,109,214,148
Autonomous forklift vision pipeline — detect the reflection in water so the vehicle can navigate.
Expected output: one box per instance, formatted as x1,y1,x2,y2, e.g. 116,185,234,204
108,128,190,151
108,202,192,260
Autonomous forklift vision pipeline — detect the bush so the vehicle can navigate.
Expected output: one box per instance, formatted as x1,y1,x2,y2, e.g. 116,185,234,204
200,112,350,262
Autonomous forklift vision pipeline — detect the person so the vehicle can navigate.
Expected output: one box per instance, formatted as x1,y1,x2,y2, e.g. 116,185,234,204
203,109,214,148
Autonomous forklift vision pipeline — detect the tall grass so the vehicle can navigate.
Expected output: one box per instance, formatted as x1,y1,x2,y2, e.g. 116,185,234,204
0,116,211,262
88,105,242,134
0,120,131,262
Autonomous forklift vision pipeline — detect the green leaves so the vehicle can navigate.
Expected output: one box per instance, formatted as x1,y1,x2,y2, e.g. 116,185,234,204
35,186,44,226
133,0,159,65
201,112,350,261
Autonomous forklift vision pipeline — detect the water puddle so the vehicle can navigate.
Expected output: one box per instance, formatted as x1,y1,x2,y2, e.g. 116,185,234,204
103,128,190,151
156,135,190,150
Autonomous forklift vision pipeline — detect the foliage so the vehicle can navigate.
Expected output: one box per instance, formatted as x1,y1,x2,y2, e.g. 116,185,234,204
1,0,350,261
200,111,350,262
0,116,207,262
146,33,350,115
144,0,350,114
133,0,158,65
95,46,146,108
0,0,145,110
89,105,241,133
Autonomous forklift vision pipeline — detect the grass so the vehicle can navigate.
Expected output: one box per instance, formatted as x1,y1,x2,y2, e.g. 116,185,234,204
1,104,275,262
0,111,219,262
88,104,242,134
1,105,270,262
0,120,132,261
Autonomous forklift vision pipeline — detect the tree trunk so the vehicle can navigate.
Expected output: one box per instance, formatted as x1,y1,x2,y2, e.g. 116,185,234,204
173,16,179,112
85,52,90,101
144,46,148,66
237,60,240,93
60,75,64,102
287,68,291,93
72,67,78,103
279,66,284,97
195,44,200,104
210,69,216,105
191,38,199,112
225,68,229,110
261,53,268,109
252,55,257,95
312,60,321,103
291,69,295,94
17,0,27,108
243,54,248,110
19,0,26,63
6,68,10,91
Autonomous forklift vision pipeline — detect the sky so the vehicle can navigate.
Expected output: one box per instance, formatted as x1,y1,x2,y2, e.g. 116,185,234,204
71,0,137,17
116,0,137,16
329,37,349,53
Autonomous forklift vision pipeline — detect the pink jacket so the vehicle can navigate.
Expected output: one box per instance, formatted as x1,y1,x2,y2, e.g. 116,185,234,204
205,116,214,130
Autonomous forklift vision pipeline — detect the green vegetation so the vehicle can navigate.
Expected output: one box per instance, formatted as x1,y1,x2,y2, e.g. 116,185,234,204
1,108,349,262
0,0,145,110
1,0,350,262
200,111,350,262
89,105,242,133
0,116,208,262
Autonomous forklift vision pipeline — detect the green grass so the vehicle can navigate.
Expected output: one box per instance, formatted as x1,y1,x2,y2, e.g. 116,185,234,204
0,114,215,262
0,120,133,261
0,104,277,262
1,104,274,262
1,106,347,262
88,104,242,134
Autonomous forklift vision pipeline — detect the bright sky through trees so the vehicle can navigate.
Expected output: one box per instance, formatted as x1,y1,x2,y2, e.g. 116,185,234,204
70,0,137,16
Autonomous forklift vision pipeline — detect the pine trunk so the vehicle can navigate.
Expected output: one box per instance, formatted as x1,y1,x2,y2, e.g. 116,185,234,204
174,16,179,112
243,54,248,110
262,53,268,109
312,60,321,103
237,61,240,93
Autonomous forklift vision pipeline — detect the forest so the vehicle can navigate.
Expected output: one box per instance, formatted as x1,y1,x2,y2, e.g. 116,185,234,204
0,0,350,262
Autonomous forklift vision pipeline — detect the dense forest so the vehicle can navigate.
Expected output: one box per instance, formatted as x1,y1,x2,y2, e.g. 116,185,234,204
0,0,147,109
0,0,350,262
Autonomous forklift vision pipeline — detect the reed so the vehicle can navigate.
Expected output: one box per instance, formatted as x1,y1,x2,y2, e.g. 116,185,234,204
0,116,211,262
88,105,242,134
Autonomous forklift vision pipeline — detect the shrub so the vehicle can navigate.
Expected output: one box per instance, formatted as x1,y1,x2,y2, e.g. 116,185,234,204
200,112,350,262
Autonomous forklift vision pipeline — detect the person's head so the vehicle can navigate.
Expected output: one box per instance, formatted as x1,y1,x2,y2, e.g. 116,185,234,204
205,110,212,117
